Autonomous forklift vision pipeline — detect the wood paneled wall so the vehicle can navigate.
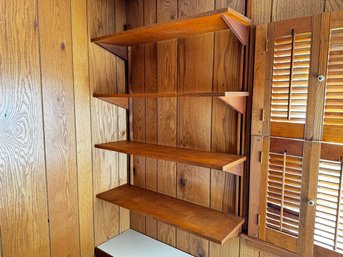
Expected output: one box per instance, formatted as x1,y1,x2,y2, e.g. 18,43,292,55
0,0,128,257
1,1,343,257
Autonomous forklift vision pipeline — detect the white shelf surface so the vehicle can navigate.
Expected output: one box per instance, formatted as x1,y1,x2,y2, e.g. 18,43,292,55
97,229,193,257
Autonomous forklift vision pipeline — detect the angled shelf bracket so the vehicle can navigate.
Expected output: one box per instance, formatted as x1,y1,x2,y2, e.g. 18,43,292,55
95,42,128,61
219,92,249,114
221,14,250,46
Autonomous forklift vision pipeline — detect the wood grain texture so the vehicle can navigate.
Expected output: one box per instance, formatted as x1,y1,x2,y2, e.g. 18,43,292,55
241,235,299,257
144,0,158,239
95,140,246,171
156,0,178,246
88,0,121,245
126,0,146,234
239,237,260,257
251,0,272,25
271,0,324,22
248,136,263,238
177,2,214,254
71,0,94,255
0,0,50,256
297,142,320,257
325,0,343,11
251,24,267,136
38,0,80,255
97,184,244,244
305,13,327,141
115,0,130,235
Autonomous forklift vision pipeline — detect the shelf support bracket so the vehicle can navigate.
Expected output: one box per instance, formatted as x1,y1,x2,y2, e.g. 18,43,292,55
96,43,128,61
221,14,249,46
94,94,129,109
218,94,248,114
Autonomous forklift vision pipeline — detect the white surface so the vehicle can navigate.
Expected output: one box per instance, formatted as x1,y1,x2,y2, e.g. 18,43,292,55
97,229,193,257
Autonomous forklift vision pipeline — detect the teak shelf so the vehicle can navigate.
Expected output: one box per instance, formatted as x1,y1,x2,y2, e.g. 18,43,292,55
91,7,252,59
92,5,250,251
94,91,249,114
97,184,245,244
95,140,246,176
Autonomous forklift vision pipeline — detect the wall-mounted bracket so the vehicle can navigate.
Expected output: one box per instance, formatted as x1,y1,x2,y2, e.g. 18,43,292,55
96,43,128,61
219,92,249,114
221,14,250,46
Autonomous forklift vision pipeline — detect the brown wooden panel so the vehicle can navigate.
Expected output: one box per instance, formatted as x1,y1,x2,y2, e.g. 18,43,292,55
251,0,272,25
71,0,94,255
271,0,324,22
297,142,320,257
96,141,246,171
92,8,251,46
321,143,343,161
127,0,146,234
269,137,304,156
177,2,214,254
325,1,343,11
97,184,244,244
88,0,120,245
241,235,298,257
156,0,178,246
0,0,50,256
251,24,268,136
38,0,80,255
270,122,305,139
144,0,158,239
305,13,328,141
323,125,343,144
266,229,297,253
314,245,343,257
248,136,263,238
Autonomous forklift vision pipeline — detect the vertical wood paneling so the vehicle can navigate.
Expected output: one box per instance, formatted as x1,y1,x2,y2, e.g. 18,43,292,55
0,0,50,256
176,0,214,256
272,0,324,21
325,0,343,11
71,0,94,255
38,0,80,255
115,0,130,234
127,0,146,234
144,0,158,239
251,0,272,24
88,0,120,245
156,0,178,247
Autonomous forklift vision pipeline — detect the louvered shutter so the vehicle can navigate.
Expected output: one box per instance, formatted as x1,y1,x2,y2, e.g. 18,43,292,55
256,15,321,256
323,15,343,144
260,137,304,252
314,144,343,254
266,17,313,139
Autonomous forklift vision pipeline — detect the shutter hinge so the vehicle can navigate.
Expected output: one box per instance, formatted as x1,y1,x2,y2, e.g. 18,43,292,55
259,151,263,163
265,38,268,52
257,214,261,225
261,108,265,121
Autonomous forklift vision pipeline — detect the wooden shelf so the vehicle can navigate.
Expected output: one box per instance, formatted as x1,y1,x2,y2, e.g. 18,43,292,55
96,229,192,257
95,140,246,175
97,184,244,244
91,7,251,59
94,91,249,114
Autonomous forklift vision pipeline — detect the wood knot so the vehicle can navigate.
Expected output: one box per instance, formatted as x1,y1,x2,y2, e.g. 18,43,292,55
60,42,66,50
179,177,187,188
